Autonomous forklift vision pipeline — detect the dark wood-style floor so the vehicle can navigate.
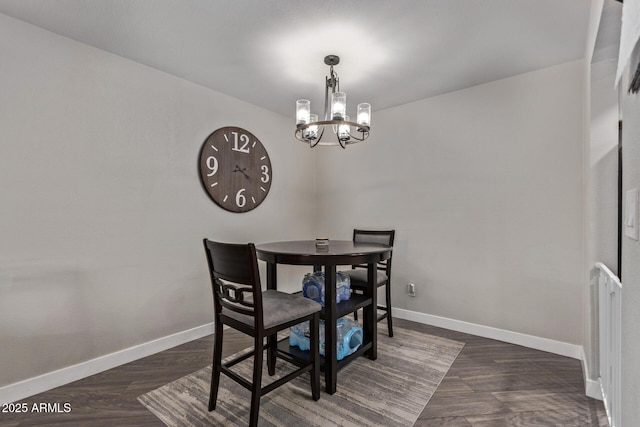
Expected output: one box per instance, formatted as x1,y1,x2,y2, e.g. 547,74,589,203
0,318,607,426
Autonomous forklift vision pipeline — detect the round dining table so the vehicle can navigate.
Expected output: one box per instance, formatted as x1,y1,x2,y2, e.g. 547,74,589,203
255,240,392,394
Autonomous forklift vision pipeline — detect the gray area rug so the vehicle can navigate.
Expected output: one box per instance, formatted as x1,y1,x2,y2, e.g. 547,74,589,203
138,324,464,426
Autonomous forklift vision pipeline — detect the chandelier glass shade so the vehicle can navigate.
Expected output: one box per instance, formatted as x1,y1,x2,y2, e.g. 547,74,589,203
295,55,371,148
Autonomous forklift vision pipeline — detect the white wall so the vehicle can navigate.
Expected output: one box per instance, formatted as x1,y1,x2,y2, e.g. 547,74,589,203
0,14,315,388
581,0,621,396
620,68,640,427
586,58,619,382
315,60,585,346
589,44,620,278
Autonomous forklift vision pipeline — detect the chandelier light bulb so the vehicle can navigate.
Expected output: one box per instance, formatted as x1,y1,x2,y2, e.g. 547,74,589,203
296,99,311,125
331,92,347,120
357,103,371,127
338,115,351,141
305,114,319,140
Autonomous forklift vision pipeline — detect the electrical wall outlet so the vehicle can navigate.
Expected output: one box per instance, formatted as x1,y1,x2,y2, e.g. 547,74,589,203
407,282,416,297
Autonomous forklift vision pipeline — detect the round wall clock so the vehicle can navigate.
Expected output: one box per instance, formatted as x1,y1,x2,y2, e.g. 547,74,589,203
198,127,272,213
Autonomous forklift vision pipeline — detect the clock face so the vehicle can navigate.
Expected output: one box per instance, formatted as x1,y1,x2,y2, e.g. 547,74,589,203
199,127,272,213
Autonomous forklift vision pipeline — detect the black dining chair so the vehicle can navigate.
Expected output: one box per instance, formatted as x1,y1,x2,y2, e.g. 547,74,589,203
345,229,396,337
203,239,321,427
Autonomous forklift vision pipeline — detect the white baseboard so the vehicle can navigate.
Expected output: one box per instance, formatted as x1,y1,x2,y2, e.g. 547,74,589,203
580,347,603,400
0,322,214,405
394,308,583,360
585,378,603,400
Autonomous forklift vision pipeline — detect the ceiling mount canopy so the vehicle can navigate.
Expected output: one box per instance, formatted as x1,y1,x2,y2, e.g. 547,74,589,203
295,55,371,148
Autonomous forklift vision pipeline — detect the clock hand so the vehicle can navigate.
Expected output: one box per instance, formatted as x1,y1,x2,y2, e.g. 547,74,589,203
233,165,250,179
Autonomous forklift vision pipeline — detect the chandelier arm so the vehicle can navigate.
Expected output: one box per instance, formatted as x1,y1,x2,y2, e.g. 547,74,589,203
324,77,331,121
346,130,369,142
310,126,325,148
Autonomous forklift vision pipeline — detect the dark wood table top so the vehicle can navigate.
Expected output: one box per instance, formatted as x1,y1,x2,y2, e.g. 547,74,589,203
255,240,392,265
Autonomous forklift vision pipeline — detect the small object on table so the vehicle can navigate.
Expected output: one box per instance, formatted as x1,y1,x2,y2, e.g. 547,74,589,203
315,238,329,251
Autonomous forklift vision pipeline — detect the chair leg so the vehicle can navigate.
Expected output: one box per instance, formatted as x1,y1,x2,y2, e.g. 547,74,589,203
267,334,277,375
208,319,224,411
385,282,393,337
249,336,264,427
310,313,320,401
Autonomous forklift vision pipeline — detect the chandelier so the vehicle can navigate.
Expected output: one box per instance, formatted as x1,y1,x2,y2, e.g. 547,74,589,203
295,55,371,148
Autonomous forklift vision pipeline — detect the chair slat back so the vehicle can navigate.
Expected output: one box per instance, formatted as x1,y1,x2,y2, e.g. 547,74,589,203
352,229,395,273
203,239,263,323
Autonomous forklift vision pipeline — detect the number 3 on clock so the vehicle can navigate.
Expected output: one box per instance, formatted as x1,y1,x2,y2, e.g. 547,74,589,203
199,127,272,213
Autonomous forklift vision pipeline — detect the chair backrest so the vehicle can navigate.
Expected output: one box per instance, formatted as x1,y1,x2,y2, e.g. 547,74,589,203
352,229,395,274
203,239,263,328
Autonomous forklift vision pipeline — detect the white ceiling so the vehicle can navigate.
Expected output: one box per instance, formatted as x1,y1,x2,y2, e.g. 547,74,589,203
0,0,596,118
